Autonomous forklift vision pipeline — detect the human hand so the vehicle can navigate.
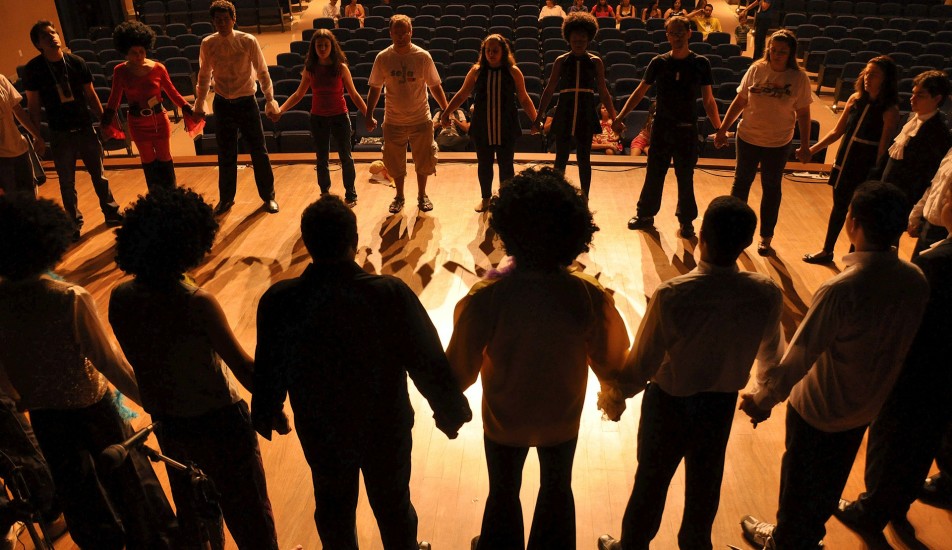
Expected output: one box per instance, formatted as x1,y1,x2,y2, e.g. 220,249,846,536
796,146,811,164
366,116,378,132
439,111,451,128
611,118,626,135
32,136,46,157
597,384,627,422
713,130,728,149
434,403,473,439
267,111,282,123
273,411,292,435
738,393,771,427
908,220,922,237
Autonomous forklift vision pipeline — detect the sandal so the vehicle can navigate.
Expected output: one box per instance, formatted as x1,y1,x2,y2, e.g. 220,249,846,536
757,239,772,256
388,196,405,214
474,198,491,212
802,250,834,264
418,194,433,212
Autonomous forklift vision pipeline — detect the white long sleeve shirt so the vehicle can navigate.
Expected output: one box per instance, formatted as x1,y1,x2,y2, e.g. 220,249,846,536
195,30,274,105
910,146,952,226
752,250,928,432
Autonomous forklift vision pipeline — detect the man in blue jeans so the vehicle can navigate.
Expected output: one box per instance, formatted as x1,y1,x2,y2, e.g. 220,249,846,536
23,21,123,240
194,0,279,216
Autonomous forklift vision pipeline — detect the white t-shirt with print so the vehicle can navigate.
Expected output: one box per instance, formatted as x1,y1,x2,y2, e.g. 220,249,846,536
369,45,441,126
0,75,29,158
736,62,813,148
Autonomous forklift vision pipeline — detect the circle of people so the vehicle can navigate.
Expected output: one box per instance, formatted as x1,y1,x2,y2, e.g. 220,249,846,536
2,1,952,549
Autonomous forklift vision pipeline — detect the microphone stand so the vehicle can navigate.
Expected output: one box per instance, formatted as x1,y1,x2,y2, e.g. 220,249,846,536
139,445,220,550
4,467,55,550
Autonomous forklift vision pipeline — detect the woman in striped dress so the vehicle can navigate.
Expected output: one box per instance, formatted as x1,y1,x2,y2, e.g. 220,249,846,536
442,35,538,212
802,56,900,264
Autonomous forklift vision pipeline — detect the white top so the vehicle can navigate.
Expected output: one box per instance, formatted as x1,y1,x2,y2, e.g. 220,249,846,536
539,5,567,19
753,250,928,432
620,261,784,398
0,74,28,158
322,3,341,19
736,62,812,148
911,146,952,225
196,30,274,104
369,45,441,126
888,110,938,160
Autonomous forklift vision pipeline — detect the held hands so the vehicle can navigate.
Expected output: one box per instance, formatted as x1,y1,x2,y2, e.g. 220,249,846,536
366,116,378,132
796,145,812,164
738,393,771,427
611,118,626,135
713,129,729,149
267,110,282,123
191,101,206,119
31,135,46,157
439,111,452,128
908,220,922,238
434,402,473,440
597,384,627,422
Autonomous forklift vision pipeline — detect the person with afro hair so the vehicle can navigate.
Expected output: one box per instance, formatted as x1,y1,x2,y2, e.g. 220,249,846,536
447,167,630,549
109,187,283,549
104,20,194,191
0,196,178,549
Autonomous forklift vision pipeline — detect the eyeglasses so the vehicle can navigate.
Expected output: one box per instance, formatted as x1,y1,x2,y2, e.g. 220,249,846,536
666,30,687,37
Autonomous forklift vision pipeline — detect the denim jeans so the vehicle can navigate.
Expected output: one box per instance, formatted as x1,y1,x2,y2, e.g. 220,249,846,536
474,143,515,198
309,113,356,200
476,435,578,550
213,95,274,203
637,123,700,223
730,137,792,239
50,127,120,226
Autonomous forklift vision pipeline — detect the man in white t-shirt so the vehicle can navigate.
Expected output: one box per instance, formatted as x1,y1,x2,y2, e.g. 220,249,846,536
366,14,449,214
322,0,341,21
0,73,44,197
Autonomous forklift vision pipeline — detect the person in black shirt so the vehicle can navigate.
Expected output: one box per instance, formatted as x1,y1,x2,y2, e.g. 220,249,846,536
613,15,720,238
22,21,122,239
252,195,472,550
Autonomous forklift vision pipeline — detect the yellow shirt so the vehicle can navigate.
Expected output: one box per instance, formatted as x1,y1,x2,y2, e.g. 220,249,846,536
447,269,629,447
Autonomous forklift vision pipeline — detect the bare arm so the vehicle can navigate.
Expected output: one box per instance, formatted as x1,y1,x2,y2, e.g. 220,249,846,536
535,56,565,130
595,57,616,120
701,84,721,130
276,71,312,116
878,106,900,164
192,289,255,392
613,80,651,134
12,103,45,156
714,92,747,147
442,66,478,125
365,85,382,130
26,91,43,129
810,95,855,156
510,65,538,122
428,82,450,113
341,65,368,116
74,288,141,405
795,105,812,163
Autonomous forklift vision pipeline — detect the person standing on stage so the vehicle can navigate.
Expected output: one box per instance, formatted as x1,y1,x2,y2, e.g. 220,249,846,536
741,0,779,61
23,21,123,239
0,72,44,198
613,15,720,238
715,29,813,256
597,196,784,550
442,34,538,212
366,14,449,214
194,0,279,216
104,21,194,192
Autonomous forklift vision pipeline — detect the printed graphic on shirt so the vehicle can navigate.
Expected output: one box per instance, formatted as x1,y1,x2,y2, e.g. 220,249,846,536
750,81,792,98
391,62,415,84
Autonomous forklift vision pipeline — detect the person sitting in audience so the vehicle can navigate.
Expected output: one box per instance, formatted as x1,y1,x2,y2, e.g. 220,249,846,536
642,0,662,22
592,102,623,154
110,188,282,550
253,195,471,550
664,0,687,19
540,0,567,20
322,0,341,22
433,106,471,152
616,0,637,23
690,3,722,39
739,181,929,550
0,196,178,550
592,0,616,18
343,0,365,25
910,145,952,258
630,106,654,157
569,0,588,14
597,196,784,550
447,167,629,550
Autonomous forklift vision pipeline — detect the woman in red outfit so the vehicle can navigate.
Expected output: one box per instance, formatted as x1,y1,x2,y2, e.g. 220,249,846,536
104,21,193,191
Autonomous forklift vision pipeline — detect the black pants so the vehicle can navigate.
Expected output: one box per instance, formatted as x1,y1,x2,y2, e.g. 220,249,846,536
619,384,737,550
296,419,419,550
155,401,277,550
475,143,515,199
29,396,178,550
310,113,356,200
912,221,949,260
554,132,594,196
0,152,36,198
213,95,275,203
638,123,700,224
730,138,792,239
773,405,866,549
855,352,952,528
50,127,121,226
0,394,55,532
476,435,577,550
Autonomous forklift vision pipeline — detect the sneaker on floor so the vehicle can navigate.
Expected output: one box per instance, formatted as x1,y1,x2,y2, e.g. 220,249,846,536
597,534,620,550
418,194,434,212
741,515,776,550
345,196,358,207
920,472,952,508
475,197,491,212
627,215,654,230
418,541,431,550
470,535,479,550
388,196,405,214
834,499,886,541
104,214,124,227
680,222,696,239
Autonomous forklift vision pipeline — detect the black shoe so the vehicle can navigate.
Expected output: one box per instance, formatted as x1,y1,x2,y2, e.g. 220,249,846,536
920,473,952,508
834,499,884,540
890,514,916,540
264,200,279,214
71,228,81,242
802,250,834,264
470,535,479,550
757,239,773,256
627,215,654,230
214,200,234,216
680,222,696,239
104,214,124,227
597,534,620,550
345,196,358,208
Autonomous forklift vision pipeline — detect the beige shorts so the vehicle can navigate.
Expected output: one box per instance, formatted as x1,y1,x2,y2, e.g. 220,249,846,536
382,121,439,178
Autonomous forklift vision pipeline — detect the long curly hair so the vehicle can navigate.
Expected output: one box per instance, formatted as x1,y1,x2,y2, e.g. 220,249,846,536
476,34,515,70
112,20,156,55
114,188,219,287
0,197,74,281
490,167,599,271
304,28,347,75
857,56,900,108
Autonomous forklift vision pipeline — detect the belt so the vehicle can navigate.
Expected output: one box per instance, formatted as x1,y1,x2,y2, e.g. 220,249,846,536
215,95,255,103
129,105,166,117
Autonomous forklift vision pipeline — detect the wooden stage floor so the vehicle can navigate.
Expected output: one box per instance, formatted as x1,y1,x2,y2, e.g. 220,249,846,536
38,154,951,550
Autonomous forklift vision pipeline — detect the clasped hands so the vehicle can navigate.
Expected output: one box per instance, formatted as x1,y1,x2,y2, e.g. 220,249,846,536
738,393,771,427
